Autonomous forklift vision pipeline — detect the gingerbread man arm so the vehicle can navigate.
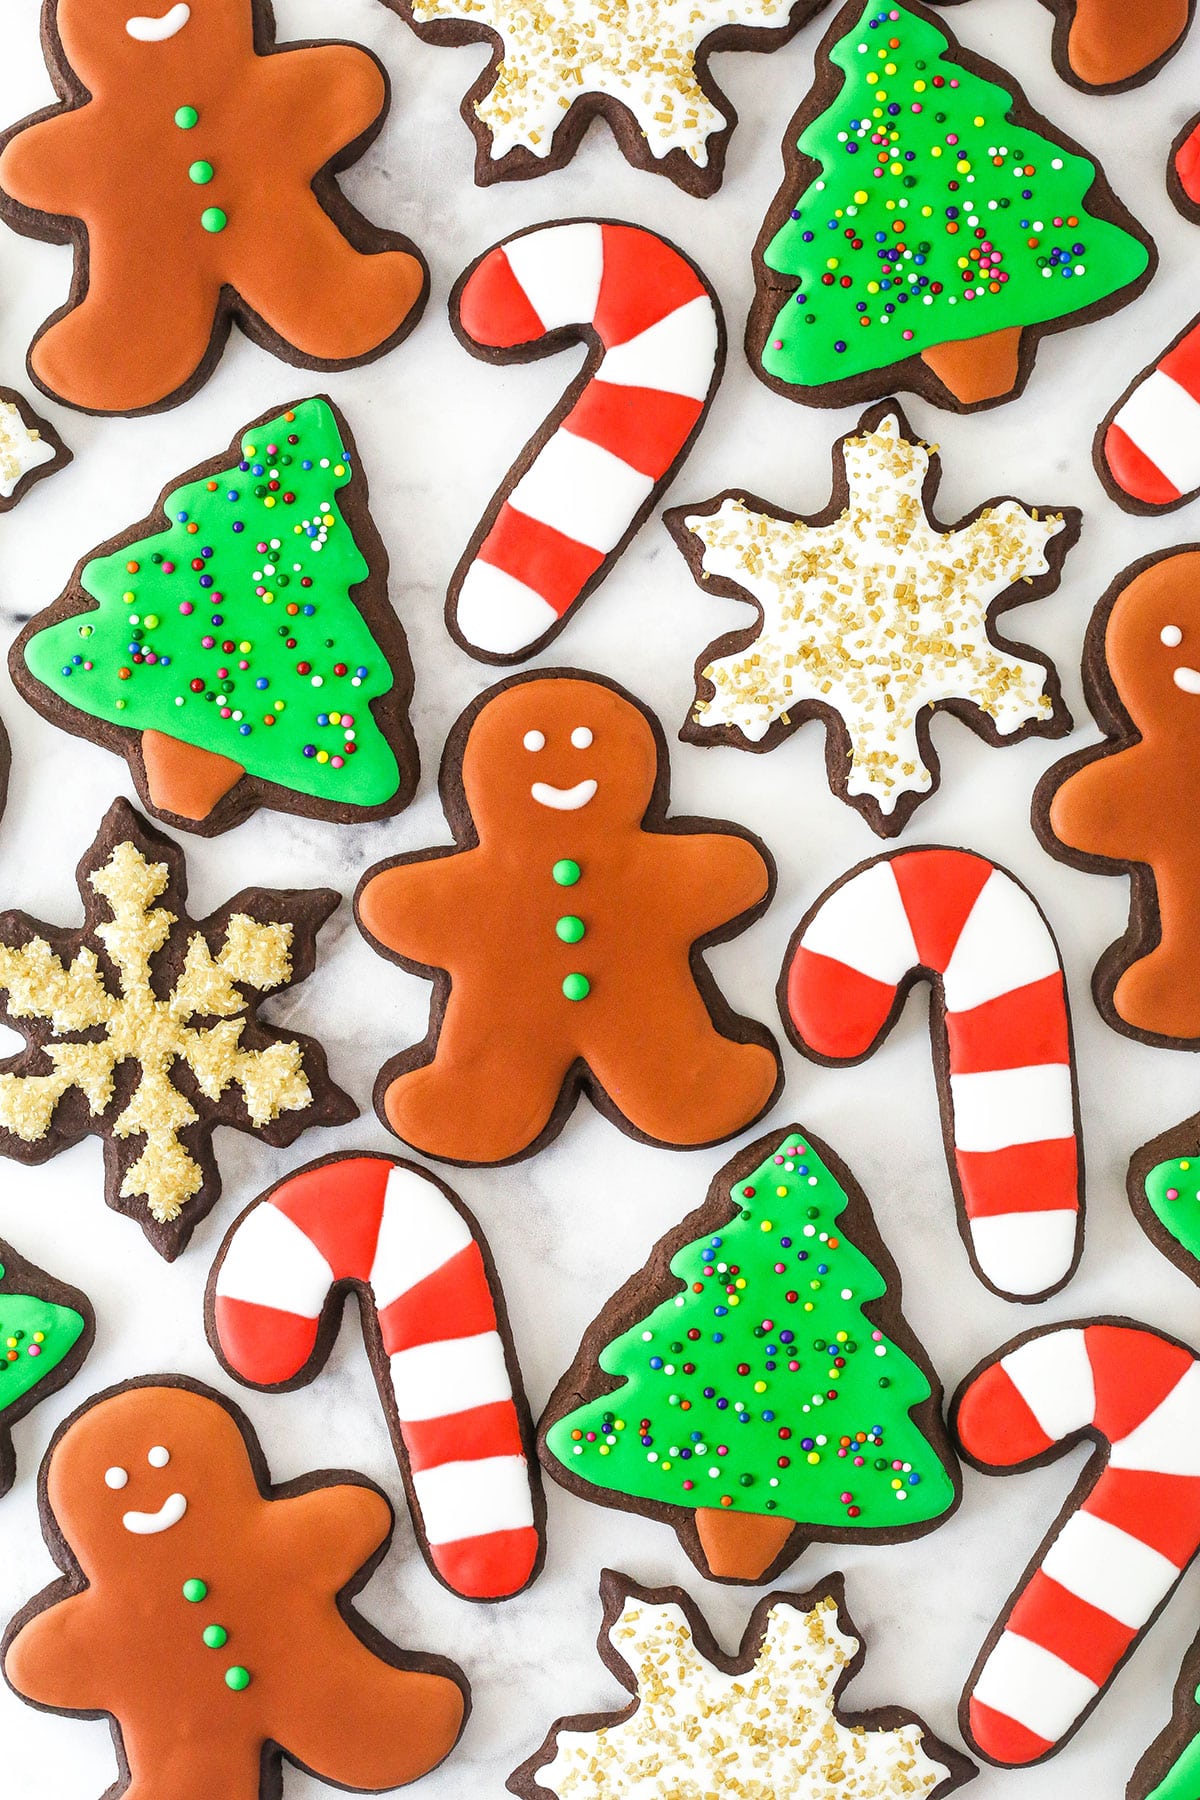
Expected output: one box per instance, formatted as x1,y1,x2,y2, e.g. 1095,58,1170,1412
258,44,389,167
647,829,772,937
357,850,485,969
5,1589,113,1712
0,109,100,219
268,1481,392,1590
1048,745,1159,862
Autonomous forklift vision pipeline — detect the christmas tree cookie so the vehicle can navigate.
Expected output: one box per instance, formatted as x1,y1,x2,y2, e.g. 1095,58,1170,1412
750,0,1153,411
1130,1636,1200,1800
12,398,418,835
0,1241,92,1498
541,1125,960,1584
1127,1108,1200,1287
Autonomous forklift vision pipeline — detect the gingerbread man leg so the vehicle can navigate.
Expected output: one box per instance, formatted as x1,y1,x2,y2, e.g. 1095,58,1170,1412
1067,0,1188,83
585,1003,778,1146
275,1634,465,1789
384,1004,573,1161
1113,939,1200,1039
30,231,220,414
232,200,425,363
119,1716,263,1800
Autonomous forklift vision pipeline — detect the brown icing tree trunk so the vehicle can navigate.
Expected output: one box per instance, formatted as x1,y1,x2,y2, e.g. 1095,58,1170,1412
141,730,244,821
1068,0,1188,85
921,327,1022,406
695,1507,796,1581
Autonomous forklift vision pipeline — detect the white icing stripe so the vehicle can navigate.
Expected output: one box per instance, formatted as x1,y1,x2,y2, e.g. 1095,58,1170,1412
941,870,1062,1011
972,1632,1099,1743
214,1203,333,1316
369,1165,471,1312
412,1454,535,1544
600,297,720,399
503,224,604,331
1041,1512,1180,1628
968,1211,1079,1297
799,861,918,986
1000,1328,1094,1442
454,561,557,655
949,1064,1075,1152
507,430,655,553
1110,1363,1200,1474
388,1331,512,1422
1114,370,1200,494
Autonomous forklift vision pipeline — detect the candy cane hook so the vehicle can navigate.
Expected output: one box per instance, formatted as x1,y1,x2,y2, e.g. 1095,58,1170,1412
448,219,723,662
781,846,1083,1303
206,1152,544,1602
953,1320,1200,1766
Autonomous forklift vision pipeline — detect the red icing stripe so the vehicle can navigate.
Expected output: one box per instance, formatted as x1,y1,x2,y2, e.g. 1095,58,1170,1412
214,1295,319,1386
1176,124,1200,209
1103,422,1180,507
1084,1325,1195,1445
956,1364,1055,1465
377,1243,498,1356
430,1525,541,1600
593,225,706,346
786,948,896,1057
458,248,545,347
564,383,702,479
477,504,604,613
271,1158,388,1282
1159,320,1200,401
946,974,1070,1074
1083,1470,1200,1565
1005,1574,1135,1685
403,1399,524,1473
892,847,993,972
968,1696,1052,1766
954,1139,1079,1220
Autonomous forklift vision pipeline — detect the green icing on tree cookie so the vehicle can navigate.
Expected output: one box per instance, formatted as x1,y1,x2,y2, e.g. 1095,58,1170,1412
1144,1156,1200,1267
545,1130,956,1533
23,398,399,809
759,0,1149,391
0,1265,85,1413
1144,1686,1200,1800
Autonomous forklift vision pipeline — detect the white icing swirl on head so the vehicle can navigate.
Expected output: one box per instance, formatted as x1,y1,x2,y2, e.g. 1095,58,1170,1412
126,3,191,41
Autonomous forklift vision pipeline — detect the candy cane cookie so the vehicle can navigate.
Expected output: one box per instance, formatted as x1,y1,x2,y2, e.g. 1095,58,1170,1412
953,1320,1200,1767
206,1151,544,1602
448,220,723,662
1097,312,1200,513
781,846,1082,1303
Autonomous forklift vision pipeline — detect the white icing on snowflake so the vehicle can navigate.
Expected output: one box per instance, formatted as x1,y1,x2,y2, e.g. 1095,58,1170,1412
683,413,1066,815
531,1592,953,1798
0,399,54,500
410,0,788,165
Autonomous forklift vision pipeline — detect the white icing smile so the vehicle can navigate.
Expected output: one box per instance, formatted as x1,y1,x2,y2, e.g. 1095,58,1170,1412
122,1492,188,1535
531,779,597,810
1173,666,1200,694
126,3,191,41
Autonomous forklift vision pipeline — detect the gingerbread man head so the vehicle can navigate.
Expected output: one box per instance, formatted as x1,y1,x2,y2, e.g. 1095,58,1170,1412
54,1,249,88
458,676,660,843
1102,550,1200,741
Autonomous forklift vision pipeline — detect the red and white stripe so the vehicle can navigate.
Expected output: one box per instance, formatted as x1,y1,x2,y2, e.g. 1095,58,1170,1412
1102,314,1200,508
784,847,1081,1302
957,1322,1200,1766
211,1154,540,1601
451,220,721,659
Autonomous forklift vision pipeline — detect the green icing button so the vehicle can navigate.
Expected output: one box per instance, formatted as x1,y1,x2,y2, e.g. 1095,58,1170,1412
189,161,215,185
182,1579,207,1603
556,915,585,944
203,1625,229,1649
201,207,228,234
1144,1156,1200,1266
175,105,199,129
552,859,581,887
225,1666,251,1691
562,973,591,1001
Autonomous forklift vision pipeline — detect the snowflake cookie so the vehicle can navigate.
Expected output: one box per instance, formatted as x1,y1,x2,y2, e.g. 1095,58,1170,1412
385,0,821,193
509,1569,975,1799
0,387,69,514
667,402,1078,836
0,800,353,1259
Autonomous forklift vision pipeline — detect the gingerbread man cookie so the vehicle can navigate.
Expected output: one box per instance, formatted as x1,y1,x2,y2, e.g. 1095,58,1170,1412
0,0,428,415
3,1378,468,1800
355,673,781,1164
1036,548,1200,1043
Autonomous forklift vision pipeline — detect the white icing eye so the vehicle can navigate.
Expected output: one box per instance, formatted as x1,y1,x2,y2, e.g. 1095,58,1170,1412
1162,625,1184,646
147,1446,170,1468
571,727,594,749
105,1467,129,1490
523,730,545,752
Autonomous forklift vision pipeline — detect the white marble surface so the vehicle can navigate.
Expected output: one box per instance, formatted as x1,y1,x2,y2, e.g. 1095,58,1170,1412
1,1,1200,1795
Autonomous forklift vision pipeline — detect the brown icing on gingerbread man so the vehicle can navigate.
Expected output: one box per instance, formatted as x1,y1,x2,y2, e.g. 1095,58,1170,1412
3,1380,467,1800
355,673,781,1164
0,0,428,415
1039,549,1200,1042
